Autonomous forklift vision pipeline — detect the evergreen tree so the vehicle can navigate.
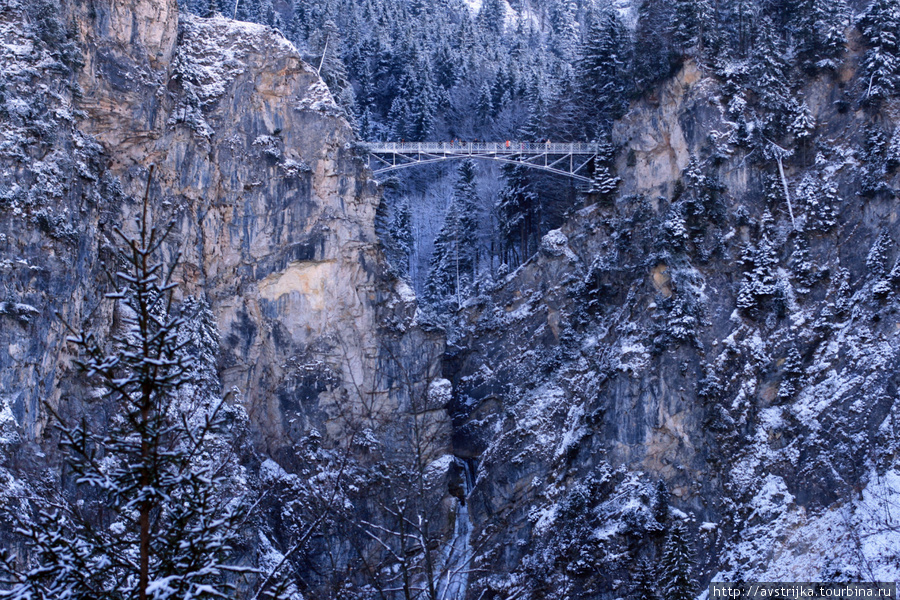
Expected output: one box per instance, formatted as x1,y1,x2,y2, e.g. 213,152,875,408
425,160,480,308
672,0,712,55
778,347,804,401
751,16,792,117
659,521,697,600
521,90,550,142
633,558,659,600
737,211,779,318
679,155,725,239
586,140,620,206
633,0,677,93
497,163,538,267
797,173,838,233
724,0,759,58
867,231,893,276
548,0,580,62
478,0,505,37
574,10,631,139
652,479,669,524
887,127,900,172
390,198,414,278
0,178,258,600
859,126,893,197
587,162,620,205
477,82,494,123
858,0,900,101
790,235,816,291
795,0,848,73
313,19,357,119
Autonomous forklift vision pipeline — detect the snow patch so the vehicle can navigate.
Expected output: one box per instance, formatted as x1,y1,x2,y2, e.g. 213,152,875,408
396,279,417,303
295,79,342,118
260,458,289,483
748,475,794,522
0,395,19,444
424,454,455,483
718,468,900,582
428,378,453,407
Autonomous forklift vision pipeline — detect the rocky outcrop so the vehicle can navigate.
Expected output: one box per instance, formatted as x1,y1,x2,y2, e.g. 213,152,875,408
447,55,900,596
0,0,444,469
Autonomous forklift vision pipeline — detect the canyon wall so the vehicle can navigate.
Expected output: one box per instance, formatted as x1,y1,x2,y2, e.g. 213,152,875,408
447,55,900,596
0,0,444,475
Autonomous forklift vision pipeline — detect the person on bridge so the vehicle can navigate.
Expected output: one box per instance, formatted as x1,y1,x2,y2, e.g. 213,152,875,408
506,140,510,148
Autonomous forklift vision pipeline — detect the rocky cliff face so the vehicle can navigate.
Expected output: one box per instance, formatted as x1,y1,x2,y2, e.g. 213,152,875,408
1,0,443,485
6,0,900,597
447,55,900,597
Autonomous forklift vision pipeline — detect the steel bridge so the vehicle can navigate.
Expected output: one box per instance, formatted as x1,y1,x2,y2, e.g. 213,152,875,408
365,141,600,182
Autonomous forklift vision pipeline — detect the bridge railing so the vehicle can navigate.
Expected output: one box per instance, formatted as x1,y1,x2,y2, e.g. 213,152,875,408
367,141,600,154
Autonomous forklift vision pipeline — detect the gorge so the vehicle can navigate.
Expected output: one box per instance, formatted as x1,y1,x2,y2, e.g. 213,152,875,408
2,0,900,598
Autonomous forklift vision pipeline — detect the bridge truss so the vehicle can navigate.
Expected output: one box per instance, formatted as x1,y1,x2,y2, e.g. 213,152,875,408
366,142,600,182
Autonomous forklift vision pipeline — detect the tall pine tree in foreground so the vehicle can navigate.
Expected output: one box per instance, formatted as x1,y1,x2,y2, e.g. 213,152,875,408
0,171,271,600
659,521,697,600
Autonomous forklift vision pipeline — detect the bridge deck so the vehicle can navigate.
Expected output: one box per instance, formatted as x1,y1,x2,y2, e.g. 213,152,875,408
367,142,600,155
365,141,599,182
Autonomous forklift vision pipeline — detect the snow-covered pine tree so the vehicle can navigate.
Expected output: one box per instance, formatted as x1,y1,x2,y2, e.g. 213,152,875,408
867,231,893,276
679,155,725,242
632,558,659,600
587,163,620,205
409,65,438,141
477,82,494,124
652,479,669,524
737,211,779,318
857,0,900,101
311,19,357,120
794,0,848,73
672,0,712,55
659,521,697,600
388,93,412,140
548,0,580,62
0,173,261,600
390,198,414,279
633,0,677,93
254,0,275,26
777,347,804,401
478,0,505,37
860,126,894,197
587,138,620,206
497,162,538,267
724,0,759,58
574,10,630,139
887,127,900,172
797,173,838,233
790,235,816,292
751,15,792,119
425,160,480,309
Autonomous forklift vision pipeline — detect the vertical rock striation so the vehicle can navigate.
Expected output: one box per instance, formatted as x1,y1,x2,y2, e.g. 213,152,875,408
0,0,444,471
